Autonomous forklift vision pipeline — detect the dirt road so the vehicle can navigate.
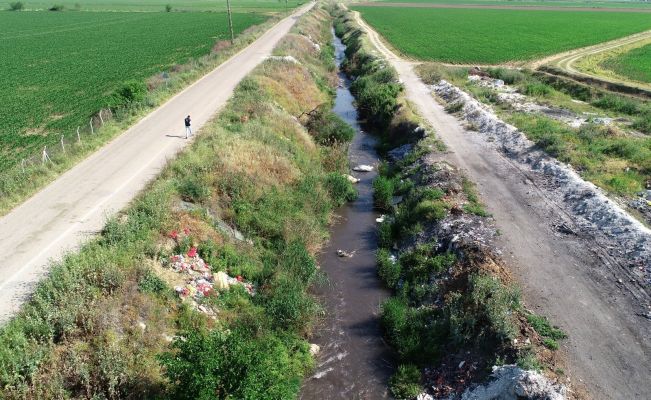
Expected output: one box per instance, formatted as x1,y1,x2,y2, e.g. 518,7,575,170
533,28,651,92
354,11,651,400
355,2,651,12
0,2,313,324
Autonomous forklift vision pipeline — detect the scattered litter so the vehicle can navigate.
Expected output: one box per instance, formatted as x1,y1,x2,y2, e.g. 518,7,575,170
353,164,373,172
336,249,355,258
376,215,385,223
345,174,360,183
309,343,321,356
165,250,255,306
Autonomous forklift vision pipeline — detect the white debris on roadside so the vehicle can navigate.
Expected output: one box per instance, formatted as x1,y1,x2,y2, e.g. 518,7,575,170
433,79,651,273
459,365,566,400
266,55,300,64
376,215,385,223
309,343,321,356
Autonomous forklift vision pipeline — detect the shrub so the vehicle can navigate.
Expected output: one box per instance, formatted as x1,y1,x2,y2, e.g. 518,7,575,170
389,364,422,400
306,106,355,145
373,176,394,210
526,314,566,340
138,270,168,295
177,174,211,203
522,81,551,97
160,326,305,400
324,172,357,206
444,101,464,114
633,111,651,134
377,220,393,249
165,3,172,11
261,277,317,332
591,94,640,115
109,80,148,109
412,200,446,222
48,3,63,10
8,1,24,10
377,248,401,288
487,68,525,85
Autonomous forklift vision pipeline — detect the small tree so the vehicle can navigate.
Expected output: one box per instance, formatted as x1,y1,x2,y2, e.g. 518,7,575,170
165,3,172,11
48,3,63,10
9,1,24,10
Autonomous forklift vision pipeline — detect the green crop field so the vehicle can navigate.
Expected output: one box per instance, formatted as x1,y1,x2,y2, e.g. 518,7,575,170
7,0,303,12
371,0,651,9
353,6,651,63
601,44,651,83
0,10,267,168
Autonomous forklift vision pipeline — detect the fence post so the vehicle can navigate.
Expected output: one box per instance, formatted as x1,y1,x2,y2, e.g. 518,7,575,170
77,126,81,142
61,135,65,153
90,118,94,135
42,146,51,164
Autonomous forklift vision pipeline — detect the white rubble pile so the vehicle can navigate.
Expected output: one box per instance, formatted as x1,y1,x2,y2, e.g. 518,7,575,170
458,365,566,400
467,76,613,129
266,55,300,64
433,79,651,274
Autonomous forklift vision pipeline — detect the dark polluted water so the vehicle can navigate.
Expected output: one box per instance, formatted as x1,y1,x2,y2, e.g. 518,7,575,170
299,31,394,400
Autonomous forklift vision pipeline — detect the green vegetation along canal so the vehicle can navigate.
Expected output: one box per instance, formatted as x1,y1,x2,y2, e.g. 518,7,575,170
299,31,394,399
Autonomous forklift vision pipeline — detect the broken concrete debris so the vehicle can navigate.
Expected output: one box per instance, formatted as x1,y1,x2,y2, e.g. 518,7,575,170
458,365,566,400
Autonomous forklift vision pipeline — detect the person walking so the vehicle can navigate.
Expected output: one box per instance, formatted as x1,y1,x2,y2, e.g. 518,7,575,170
184,115,192,139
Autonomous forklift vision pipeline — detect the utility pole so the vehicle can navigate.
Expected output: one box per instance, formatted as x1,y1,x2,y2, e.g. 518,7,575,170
226,0,234,44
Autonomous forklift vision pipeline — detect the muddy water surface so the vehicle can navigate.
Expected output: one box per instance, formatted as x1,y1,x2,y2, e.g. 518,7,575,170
299,31,394,400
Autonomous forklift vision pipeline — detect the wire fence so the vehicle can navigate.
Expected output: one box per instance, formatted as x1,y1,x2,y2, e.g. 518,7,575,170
15,108,116,172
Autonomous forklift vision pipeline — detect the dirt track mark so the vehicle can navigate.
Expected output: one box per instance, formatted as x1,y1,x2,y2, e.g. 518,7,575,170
533,28,651,91
353,8,651,400
355,2,651,12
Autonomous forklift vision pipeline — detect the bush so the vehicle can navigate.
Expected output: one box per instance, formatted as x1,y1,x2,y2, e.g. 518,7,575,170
412,200,446,222
487,68,525,85
591,94,640,115
177,174,211,203
165,3,172,11
377,220,394,249
522,81,552,97
389,364,422,399
324,172,357,206
373,176,394,210
48,3,63,10
351,73,401,128
8,1,24,10
444,101,464,114
160,326,305,400
377,248,401,288
110,80,148,109
306,106,355,145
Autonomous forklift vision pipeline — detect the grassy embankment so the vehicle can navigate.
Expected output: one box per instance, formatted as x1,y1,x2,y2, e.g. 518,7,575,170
7,0,303,12
418,63,651,197
351,6,651,64
0,8,358,399
0,8,287,217
334,7,567,399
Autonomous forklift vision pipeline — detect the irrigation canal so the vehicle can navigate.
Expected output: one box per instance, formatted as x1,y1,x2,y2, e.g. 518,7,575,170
299,30,394,399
